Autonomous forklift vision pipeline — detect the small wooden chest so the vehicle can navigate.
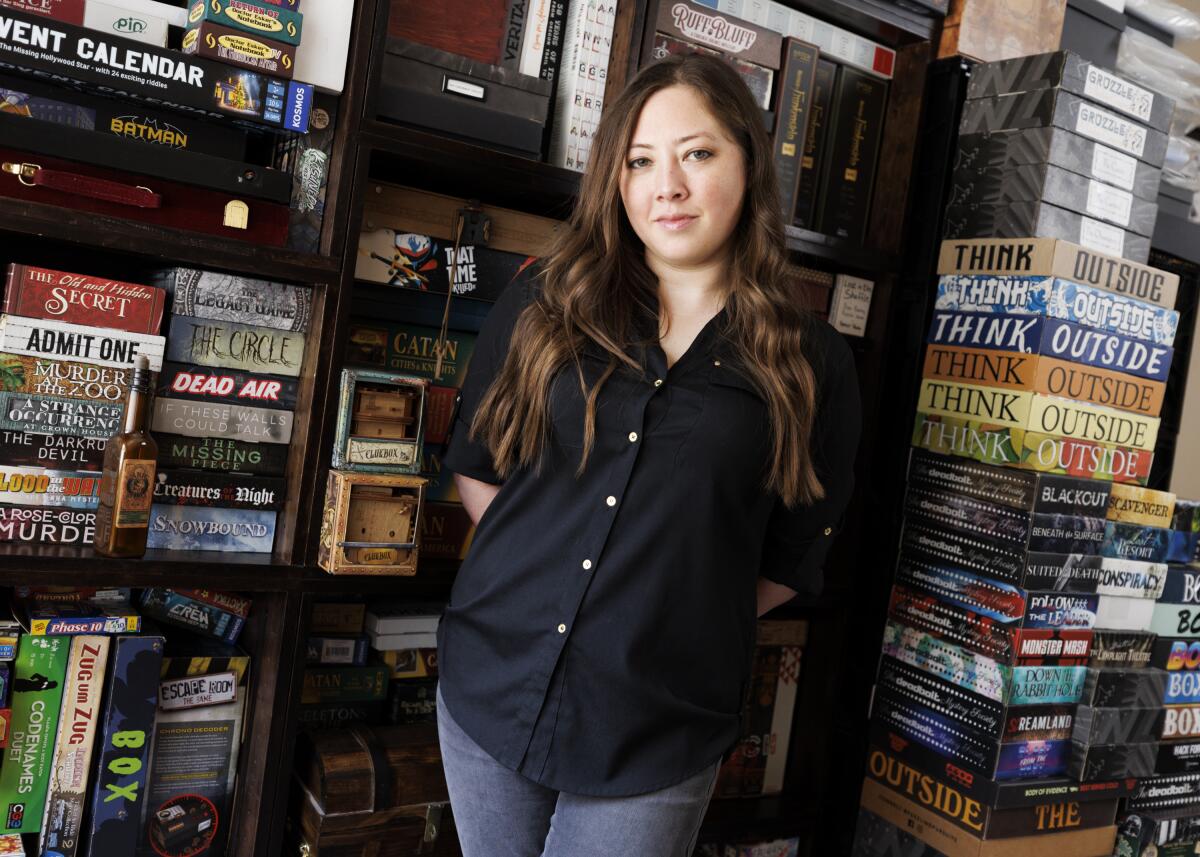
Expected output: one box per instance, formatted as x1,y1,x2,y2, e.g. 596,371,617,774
289,721,461,856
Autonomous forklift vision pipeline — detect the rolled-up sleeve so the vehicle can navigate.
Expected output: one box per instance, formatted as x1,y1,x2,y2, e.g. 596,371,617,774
442,268,536,485
758,331,861,594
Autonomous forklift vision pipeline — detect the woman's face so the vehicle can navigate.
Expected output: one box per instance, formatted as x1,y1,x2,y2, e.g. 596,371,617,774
619,85,747,273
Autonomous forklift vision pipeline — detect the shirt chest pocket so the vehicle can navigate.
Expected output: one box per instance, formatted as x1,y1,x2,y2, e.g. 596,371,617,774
685,365,772,479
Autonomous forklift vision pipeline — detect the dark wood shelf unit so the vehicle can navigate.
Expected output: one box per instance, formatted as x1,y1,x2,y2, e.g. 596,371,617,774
360,123,581,217
295,560,459,594
0,198,341,286
784,226,901,274
0,547,291,590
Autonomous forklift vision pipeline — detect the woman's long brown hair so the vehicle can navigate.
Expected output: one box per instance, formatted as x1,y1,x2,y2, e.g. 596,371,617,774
470,52,825,508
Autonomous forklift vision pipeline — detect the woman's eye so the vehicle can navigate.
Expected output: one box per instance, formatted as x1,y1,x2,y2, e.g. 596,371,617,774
627,157,651,169
686,149,713,162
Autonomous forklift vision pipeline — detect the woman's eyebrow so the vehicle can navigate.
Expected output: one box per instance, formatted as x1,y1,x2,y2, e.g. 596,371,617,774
628,132,715,150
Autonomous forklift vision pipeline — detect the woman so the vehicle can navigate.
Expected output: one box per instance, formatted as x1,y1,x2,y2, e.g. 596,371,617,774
436,52,861,856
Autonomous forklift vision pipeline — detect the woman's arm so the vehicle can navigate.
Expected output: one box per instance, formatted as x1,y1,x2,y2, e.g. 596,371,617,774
455,473,502,526
756,577,797,617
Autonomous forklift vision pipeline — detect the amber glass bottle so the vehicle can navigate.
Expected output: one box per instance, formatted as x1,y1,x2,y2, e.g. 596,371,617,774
93,354,158,557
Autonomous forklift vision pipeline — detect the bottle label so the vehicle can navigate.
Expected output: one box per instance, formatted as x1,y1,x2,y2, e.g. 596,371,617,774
114,459,156,528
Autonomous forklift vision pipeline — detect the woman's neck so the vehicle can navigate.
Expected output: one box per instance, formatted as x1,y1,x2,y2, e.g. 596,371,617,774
648,254,728,322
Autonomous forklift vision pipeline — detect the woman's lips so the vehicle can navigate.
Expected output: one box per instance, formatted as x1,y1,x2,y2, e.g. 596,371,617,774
655,215,697,231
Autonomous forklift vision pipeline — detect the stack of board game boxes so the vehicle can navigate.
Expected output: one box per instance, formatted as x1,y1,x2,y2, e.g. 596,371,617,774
952,50,1171,265
0,263,166,548
299,601,440,730
854,48,1191,857
150,268,311,554
0,585,251,857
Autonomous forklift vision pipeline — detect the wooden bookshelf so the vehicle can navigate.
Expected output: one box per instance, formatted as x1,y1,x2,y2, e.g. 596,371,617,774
0,0,948,852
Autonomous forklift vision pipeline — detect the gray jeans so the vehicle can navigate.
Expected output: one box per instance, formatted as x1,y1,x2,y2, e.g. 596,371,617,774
436,683,720,857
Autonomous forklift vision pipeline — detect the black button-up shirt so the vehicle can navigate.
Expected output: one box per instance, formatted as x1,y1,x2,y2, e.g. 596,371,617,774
438,270,861,796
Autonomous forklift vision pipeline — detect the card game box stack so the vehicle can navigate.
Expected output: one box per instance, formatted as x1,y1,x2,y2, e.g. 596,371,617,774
149,268,312,553
856,47,1184,857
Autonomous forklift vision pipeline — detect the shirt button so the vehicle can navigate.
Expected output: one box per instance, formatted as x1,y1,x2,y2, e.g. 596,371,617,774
557,624,567,634
628,432,638,443
654,379,663,387
713,360,721,366
824,527,833,535
606,495,617,507
582,559,592,570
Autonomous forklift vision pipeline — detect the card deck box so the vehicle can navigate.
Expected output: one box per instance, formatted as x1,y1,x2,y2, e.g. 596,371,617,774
306,635,369,666
152,398,294,444
301,663,388,704
156,433,288,476
0,392,124,439
138,588,249,643
814,66,888,243
937,236,1178,308
290,722,459,857
912,412,1154,487
183,20,295,79
943,200,1151,264
655,0,782,71
1152,604,1200,639
310,602,365,634
318,470,426,575
1072,705,1162,744
926,312,1172,382
377,37,552,158
156,362,298,411
1117,809,1200,857
966,51,1174,133
152,469,285,510
859,774,1119,855
0,635,69,834
146,503,278,553
333,369,428,474
1156,741,1200,774
0,0,84,22
870,689,1071,779
1107,483,1175,528
861,746,1121,841
346,321,476,388
0,6,312,131
933,275,1178,345
947,162,1159,237
84,0,169,46
959,89,1168,167
4,264,165,334
387,677,436,725
0,146,291,246
955,128,1163,201
165,316,306,378
1069,739,1157,780
0,315,164,371
154,268,313,333
0,505,94,544
40,635,109,856
186,0,302,46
